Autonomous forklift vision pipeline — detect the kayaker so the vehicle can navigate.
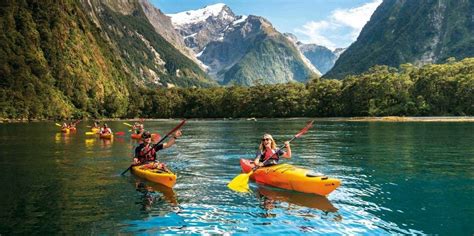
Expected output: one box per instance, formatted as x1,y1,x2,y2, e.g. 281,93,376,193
68,121,76,129
133,122,145,135
133,130,182,171
254,134,291,167
100,123,112,134
92,121,100,128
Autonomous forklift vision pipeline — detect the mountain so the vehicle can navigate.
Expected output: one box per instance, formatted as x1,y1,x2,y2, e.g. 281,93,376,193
0,0,215,119
297,42,344,75
325,0,474,79
139,0,200,65
168,4,320,86
82,0,214,87
167,3,237,54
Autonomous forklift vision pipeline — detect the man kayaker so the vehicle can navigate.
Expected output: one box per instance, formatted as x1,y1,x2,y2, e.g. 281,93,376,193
254,134,291,167
133,130,182,171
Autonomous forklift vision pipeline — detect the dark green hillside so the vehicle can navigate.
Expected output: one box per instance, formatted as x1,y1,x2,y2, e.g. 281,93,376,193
0,0,214,120
94,2,214,88
326,0,474,79
0,0,132,119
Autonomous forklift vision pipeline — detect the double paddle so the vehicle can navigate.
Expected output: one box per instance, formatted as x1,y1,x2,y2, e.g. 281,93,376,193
227,120,314,193
120,120,187,176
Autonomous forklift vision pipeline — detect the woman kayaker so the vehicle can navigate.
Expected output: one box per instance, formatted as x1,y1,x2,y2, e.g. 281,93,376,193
133,130,182,170
100,123,112,134
254,134,291,167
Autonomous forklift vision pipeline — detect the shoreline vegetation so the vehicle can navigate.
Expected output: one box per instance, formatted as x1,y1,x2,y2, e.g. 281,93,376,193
2,58,473,120
2,116,474,123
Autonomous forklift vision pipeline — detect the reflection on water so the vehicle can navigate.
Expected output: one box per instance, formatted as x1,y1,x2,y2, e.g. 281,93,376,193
256,185,338,213
134,181,178,211
55,132,73,144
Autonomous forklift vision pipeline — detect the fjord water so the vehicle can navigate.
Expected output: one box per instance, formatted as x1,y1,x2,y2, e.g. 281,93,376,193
0,119,472,235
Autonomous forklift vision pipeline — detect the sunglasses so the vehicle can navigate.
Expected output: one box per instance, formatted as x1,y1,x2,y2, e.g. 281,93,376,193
261,138,271,142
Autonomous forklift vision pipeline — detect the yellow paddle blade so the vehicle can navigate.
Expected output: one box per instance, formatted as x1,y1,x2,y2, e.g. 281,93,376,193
228,171,252,193
55,123,61,127
123,122,133,127
85,132,95,135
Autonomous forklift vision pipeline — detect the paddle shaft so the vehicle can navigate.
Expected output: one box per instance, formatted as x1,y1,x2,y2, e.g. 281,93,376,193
257,120,314,167
142,120,186,156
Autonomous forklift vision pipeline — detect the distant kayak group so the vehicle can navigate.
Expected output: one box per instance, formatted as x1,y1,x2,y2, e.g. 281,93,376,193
58,119,341,196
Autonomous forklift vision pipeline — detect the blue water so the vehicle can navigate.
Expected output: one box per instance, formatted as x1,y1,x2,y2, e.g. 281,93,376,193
0,119,473,234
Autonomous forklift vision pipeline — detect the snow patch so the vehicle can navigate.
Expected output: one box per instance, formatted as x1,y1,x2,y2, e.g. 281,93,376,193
168,3,229,26
196,47,206,57
233,15,248,25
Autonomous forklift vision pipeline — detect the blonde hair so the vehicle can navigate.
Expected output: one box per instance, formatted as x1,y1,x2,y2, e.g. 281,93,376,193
259,133,277,151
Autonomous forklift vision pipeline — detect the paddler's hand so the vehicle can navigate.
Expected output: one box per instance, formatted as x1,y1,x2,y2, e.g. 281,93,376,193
133,158,140,165
284,141,290,148
173,130,182,139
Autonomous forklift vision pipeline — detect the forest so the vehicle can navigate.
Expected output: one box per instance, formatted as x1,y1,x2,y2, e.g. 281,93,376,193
135,58,474,118
2,57,473,120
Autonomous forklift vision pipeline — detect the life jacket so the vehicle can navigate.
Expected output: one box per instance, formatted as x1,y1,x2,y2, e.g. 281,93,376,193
138,144,156,163
259,149,280,162
101,128,111,134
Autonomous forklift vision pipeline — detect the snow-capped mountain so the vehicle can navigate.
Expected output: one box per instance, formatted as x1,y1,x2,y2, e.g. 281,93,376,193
168,3,239,53
168,4,321,86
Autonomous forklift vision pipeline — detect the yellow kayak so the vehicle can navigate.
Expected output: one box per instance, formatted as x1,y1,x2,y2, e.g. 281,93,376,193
99,133,113,139
240,159,341,196
91,127,100,133
131,165,177,188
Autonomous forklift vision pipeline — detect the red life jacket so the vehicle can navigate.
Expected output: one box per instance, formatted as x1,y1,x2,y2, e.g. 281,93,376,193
261,149,279,162
138,144,156,162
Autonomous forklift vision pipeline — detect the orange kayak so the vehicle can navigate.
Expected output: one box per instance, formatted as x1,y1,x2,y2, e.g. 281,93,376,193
131,133,161,141
99,133,113,139
240,159,341,196
131,165,176,188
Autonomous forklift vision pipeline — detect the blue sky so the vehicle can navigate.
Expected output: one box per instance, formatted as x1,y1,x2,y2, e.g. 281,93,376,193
150,0,382,50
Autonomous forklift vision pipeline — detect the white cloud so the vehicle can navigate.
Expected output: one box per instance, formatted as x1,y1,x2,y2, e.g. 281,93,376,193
295,0,382,49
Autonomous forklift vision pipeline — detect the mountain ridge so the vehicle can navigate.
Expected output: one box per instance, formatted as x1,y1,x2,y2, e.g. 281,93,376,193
325,0,474,79
168,4,321,86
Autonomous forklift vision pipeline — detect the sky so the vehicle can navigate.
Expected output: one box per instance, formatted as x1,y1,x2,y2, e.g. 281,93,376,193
150,0,382,50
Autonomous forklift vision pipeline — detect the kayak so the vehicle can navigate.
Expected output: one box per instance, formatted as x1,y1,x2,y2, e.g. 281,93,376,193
131,165,177,188
91,127,100,133
99,133,113,139
240,159,341,196
61,127,76,133
131,133,161,140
